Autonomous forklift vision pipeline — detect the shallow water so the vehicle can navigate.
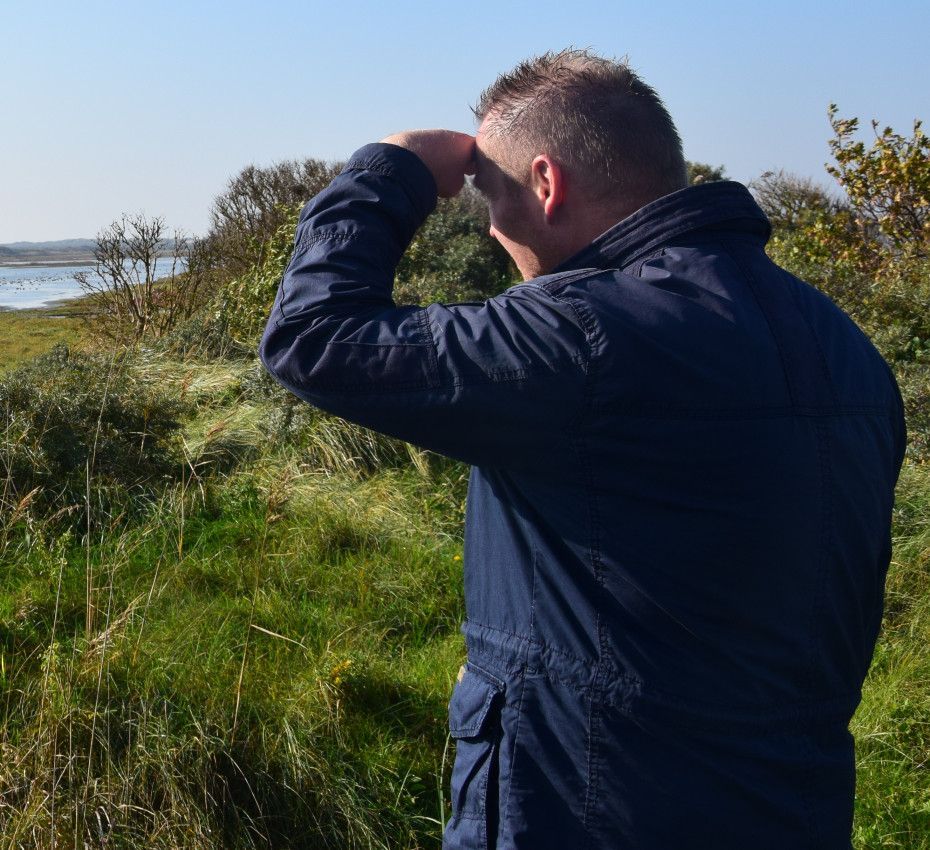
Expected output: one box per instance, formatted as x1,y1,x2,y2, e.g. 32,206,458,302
0,259,182,309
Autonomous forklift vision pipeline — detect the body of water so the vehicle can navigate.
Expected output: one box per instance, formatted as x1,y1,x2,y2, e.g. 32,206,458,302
0,259,183,310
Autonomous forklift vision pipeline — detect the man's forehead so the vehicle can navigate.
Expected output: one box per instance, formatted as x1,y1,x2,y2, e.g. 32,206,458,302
475,117,510,172
473,120,495,185
475,117,492,157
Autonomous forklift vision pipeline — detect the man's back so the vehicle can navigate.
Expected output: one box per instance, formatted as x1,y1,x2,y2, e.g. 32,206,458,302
451,180,905,847
259,141,905,847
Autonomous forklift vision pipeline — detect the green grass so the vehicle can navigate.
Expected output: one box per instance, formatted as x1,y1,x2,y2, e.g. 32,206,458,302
852,462,930,848
0,347,927,848
0,301,90,372
0,466,467,848
0,353,469,847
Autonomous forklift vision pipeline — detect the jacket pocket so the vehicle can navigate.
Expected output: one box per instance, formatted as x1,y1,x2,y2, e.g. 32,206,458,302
445,663,505,850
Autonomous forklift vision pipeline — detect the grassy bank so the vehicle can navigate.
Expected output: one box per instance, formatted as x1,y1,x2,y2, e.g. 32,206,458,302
852,462,930,847
0,300,89,372
1,347,928,848
0,352,469,848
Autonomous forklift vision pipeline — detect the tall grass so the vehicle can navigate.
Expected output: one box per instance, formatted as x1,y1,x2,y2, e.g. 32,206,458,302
0,347,467,847
852,463,930,848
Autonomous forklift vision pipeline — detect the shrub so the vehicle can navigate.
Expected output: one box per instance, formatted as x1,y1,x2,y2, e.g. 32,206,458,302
758,110,930,461
0,345,188,525
394,187,516,305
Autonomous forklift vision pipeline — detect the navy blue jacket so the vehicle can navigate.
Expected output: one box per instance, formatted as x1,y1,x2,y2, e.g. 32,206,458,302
259,143,906,849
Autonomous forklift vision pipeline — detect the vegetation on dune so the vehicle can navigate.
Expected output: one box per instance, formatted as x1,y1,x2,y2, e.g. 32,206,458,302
1,110,928,847
0,304,89,372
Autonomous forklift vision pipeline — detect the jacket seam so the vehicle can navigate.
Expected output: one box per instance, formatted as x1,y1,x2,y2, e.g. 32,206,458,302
465,619,605,673
415,308,441,389
465,620,861,724
292,230,355,258
718,239,798,406
300,356,587,394
581,683,602,845
785,272,841,408
804,421,834,699
344,160,435,217
500,642,530,840
547,291,608,839
588,405,892,419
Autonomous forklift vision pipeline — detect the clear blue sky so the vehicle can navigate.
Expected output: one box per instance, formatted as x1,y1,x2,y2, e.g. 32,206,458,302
2,0,927,242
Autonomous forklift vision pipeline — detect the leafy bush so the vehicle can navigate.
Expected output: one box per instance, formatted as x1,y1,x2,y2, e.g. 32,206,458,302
211,204,303,350
0,345,188,524
757,109,930,461
207,158,342,277
394,187,516,305
210,183,516,355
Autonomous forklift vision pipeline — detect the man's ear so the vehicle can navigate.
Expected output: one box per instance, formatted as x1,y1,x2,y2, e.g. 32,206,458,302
530,154,565,220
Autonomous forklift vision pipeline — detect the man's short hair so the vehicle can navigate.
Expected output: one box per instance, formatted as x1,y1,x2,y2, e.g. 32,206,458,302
474,49,688,211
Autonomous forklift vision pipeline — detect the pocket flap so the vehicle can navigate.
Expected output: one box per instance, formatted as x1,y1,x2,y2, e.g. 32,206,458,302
448,663,505,739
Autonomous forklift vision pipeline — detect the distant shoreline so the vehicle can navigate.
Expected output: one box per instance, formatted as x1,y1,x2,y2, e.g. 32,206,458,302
0,258,95,268
0,292,93,314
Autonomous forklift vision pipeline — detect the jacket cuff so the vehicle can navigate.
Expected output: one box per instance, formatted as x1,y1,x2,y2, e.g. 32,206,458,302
342,142,438,220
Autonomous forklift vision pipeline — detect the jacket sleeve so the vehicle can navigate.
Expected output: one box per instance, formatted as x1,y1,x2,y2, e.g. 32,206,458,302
257,143,590,468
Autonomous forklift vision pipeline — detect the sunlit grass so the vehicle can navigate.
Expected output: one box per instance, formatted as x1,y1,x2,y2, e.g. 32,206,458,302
0,343,926,848
0,301,89,372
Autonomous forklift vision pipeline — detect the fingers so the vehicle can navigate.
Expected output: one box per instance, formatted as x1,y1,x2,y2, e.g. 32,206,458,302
380,130,476,197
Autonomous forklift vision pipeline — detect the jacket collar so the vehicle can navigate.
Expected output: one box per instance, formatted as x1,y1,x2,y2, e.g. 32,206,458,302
553,180,772,274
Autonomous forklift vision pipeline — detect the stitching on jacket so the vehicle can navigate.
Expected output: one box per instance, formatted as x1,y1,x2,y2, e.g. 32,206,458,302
718,240,798,406
528,548,539,639
556,295,609,652
304,377,436,393
303,354,588,394
581,684,602,844
465,619,599,671
343,162,396,178
326,340,432,350
292,230,355,257
466,621,861,727
805,421,834,696
537,268,605,296
344,160,434,215
501,643,530,839
547,291,610,835
783,269,841,408
589,404,891,420
416,308,441,389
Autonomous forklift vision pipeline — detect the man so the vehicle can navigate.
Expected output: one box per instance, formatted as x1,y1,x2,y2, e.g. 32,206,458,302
259,50,905,849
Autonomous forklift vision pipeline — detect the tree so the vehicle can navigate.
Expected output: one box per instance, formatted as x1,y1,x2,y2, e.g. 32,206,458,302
825,104,929,256
394,185,515,305
749,170,841,232
207,158,342,276
75,214,199,342
686,161,727,185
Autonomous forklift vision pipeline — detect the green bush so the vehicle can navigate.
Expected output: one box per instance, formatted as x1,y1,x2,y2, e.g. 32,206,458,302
209,185,517,354
0,344,188,525
394,187,516,305
759,110,930,461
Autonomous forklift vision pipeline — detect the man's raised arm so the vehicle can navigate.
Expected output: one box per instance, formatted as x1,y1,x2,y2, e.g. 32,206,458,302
257,133,589,469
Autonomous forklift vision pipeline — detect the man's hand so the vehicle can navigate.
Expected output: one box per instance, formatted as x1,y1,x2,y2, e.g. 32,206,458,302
380,129,475,198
